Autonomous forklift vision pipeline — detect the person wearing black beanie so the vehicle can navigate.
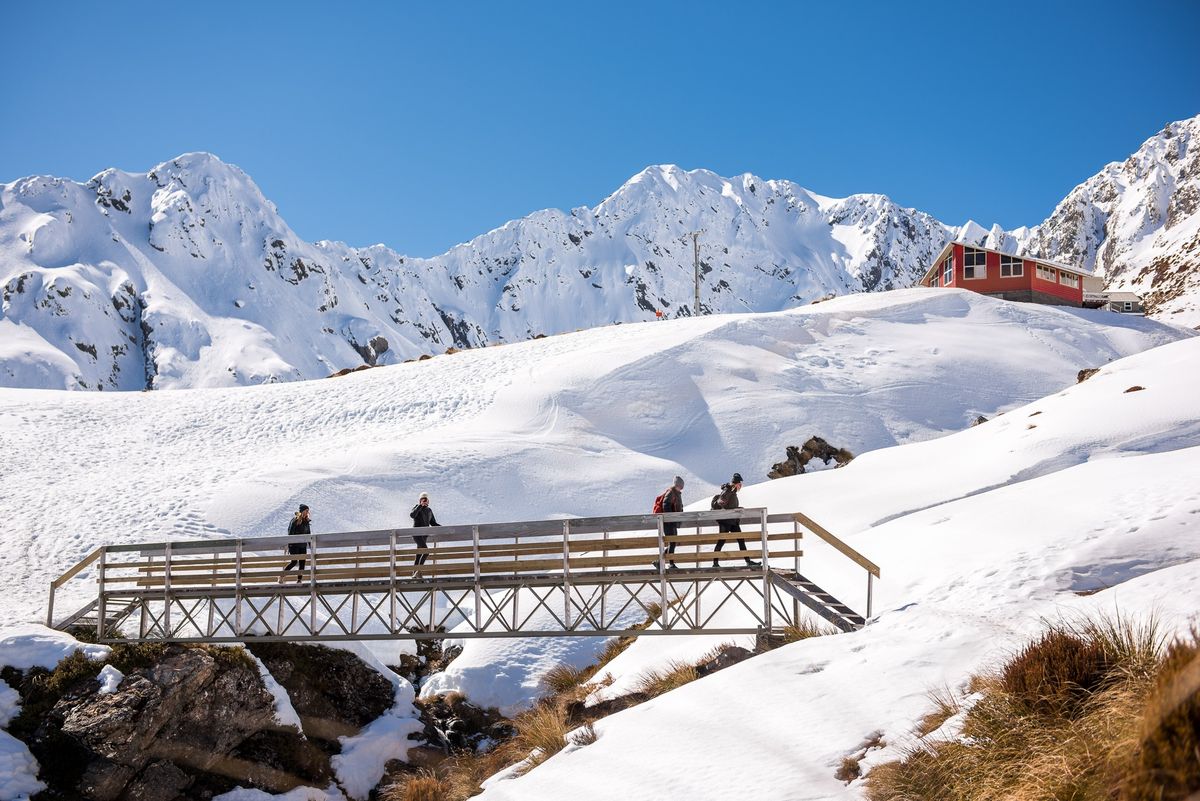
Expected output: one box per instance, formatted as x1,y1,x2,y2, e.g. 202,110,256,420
712,474,759,568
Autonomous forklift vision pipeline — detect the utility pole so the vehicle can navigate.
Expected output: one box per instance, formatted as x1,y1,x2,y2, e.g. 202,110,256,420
690,230,704,315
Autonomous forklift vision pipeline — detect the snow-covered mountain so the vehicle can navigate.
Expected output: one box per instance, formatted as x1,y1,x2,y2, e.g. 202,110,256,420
995,114,1200,326
2,114,1197,390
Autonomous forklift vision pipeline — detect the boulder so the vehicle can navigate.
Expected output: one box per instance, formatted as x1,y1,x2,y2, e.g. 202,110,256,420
767,436,854,479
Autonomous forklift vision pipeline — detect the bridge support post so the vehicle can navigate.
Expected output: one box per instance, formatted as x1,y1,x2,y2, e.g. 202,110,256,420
562,521,572,630
46,581,55,629
234,541,243,637
473,526,482,631
761,509,771,632
867,573,874,619
308,536,318,635
163,542,172,638
389,532,398,635
96,548,106,641
657,517,667,629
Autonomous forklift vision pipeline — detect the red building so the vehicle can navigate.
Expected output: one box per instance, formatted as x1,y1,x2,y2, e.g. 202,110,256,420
918,242,1091,307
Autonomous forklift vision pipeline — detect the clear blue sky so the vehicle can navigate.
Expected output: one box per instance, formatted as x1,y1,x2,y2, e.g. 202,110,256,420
4,1,1198,257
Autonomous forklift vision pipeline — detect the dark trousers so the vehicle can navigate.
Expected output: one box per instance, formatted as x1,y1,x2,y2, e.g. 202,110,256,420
283,559,307,572
413,534,429,566
714,520,747,554
662,522,680,555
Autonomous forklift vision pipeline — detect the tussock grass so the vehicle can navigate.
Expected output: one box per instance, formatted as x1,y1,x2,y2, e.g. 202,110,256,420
511,702,570,767
782,618,837,644
540,663,595,696
383,771,453,801
914,687,960,737
632,660,700,698
864,613,1194,801
568,721,598,747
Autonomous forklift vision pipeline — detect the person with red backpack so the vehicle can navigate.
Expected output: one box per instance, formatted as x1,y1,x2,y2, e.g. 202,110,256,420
652,475,685,570
712,473,760,568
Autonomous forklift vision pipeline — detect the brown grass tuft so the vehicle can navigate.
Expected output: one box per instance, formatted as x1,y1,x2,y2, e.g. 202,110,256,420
632,660,700,698
914,687,960,737
865,613,1184,801
782,618,837,644
540,663,595,696
511,702,570,768
568,721,598,747
383,771,453,801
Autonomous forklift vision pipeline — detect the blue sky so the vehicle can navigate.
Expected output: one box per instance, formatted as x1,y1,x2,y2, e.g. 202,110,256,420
4,1,1198,257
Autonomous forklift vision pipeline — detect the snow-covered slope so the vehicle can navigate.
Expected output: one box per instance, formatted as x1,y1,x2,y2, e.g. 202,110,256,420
0,289,1187,629
5,113,1196,391
474,332,1200,801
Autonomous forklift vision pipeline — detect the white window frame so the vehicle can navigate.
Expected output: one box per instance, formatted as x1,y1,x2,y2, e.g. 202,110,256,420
1000,254,1023,277
1036,264,1056,282
962,247,986,280
941,255,953,285
1123,301,1133,312
1058,270,1079,289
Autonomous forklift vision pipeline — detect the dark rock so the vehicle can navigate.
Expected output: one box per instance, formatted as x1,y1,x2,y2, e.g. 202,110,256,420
22,644,320,800
970,415,989,427
695,645,754,677
1124,385,1146,393
1077,367,1101,383
246,642,394,744
415,692,505,754
767,436,855,479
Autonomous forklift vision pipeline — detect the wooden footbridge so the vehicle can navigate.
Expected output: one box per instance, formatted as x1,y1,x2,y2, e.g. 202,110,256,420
47,508,880,644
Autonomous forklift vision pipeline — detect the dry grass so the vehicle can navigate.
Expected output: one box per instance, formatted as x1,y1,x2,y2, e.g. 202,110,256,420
568,721,598,747
385,771,453,801
632,660,700,699
511,702,571,767
864,613,1193,801
540,663,595,696
914,687,960,737
782,618,837,644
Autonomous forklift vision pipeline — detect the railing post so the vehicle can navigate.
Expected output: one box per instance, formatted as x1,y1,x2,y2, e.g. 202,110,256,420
473,525,482,631
46,581,56,629
793,517,801,626
656,516,667,630
163,541,172,638
389,531,398,635
562,520,572,629
308,535,318,635
760,509,771,632
351,544,361,632
600,529,608,627
867,572,874,619
235,540,244,637
96,547,107,641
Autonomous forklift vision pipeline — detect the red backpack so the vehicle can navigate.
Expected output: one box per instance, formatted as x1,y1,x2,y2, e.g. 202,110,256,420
652,490,668,514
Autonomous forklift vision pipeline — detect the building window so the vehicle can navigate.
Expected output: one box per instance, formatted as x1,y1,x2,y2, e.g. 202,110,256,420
1123,301,1133,312
1036,264,1056,282
963,247,986,280
942,255,953,285
1000,254,1023,277
1058,271,1079,289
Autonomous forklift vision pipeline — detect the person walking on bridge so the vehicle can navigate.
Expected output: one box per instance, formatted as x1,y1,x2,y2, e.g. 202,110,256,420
409,492,440,570
278,504,312,583
712,473,760,568
653,475,685,571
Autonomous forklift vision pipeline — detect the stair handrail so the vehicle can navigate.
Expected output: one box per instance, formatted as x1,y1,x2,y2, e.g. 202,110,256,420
47,546,104,628
791,512,880,578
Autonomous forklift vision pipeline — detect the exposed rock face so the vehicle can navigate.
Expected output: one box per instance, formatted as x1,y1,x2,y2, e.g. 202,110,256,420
416,692,508,754
14,645,327,800
767,436,855,479
1077,368,1101,383
246,642,394,744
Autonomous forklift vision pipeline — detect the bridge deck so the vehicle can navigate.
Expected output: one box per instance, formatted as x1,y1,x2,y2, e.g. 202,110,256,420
48,508,879,643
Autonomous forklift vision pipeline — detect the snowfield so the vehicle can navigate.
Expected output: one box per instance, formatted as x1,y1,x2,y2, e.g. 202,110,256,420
0,288,1196,799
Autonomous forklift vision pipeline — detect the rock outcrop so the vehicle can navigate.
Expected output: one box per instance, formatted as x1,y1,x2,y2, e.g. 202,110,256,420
767,437,854,479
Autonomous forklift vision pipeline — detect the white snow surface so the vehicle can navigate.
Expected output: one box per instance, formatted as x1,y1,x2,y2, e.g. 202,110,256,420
0,289,1188,627
213,785,345,801
0,624,109,669
474,335,1200,801
95,664,123,695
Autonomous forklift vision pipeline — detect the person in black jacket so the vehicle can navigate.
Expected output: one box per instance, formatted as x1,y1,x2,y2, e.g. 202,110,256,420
409,492,440,568
278,504,312,583
653,475,685,570
712,473,760,568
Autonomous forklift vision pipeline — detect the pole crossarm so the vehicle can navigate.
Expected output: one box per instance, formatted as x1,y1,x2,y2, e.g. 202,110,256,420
46,508,879,643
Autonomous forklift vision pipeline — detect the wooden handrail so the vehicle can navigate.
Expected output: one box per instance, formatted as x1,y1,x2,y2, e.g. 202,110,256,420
792,512,880,578
51,547,103,588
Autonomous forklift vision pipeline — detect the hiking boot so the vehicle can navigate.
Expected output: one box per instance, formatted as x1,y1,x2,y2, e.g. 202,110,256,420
668,561,679,570
651,560,662,571
744,559,762,568
712,559,721,568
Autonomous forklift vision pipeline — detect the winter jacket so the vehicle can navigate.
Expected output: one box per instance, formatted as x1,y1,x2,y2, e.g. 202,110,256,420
662,486,684,514
718,483,739,510
287,514,311,554
410,504,440,527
